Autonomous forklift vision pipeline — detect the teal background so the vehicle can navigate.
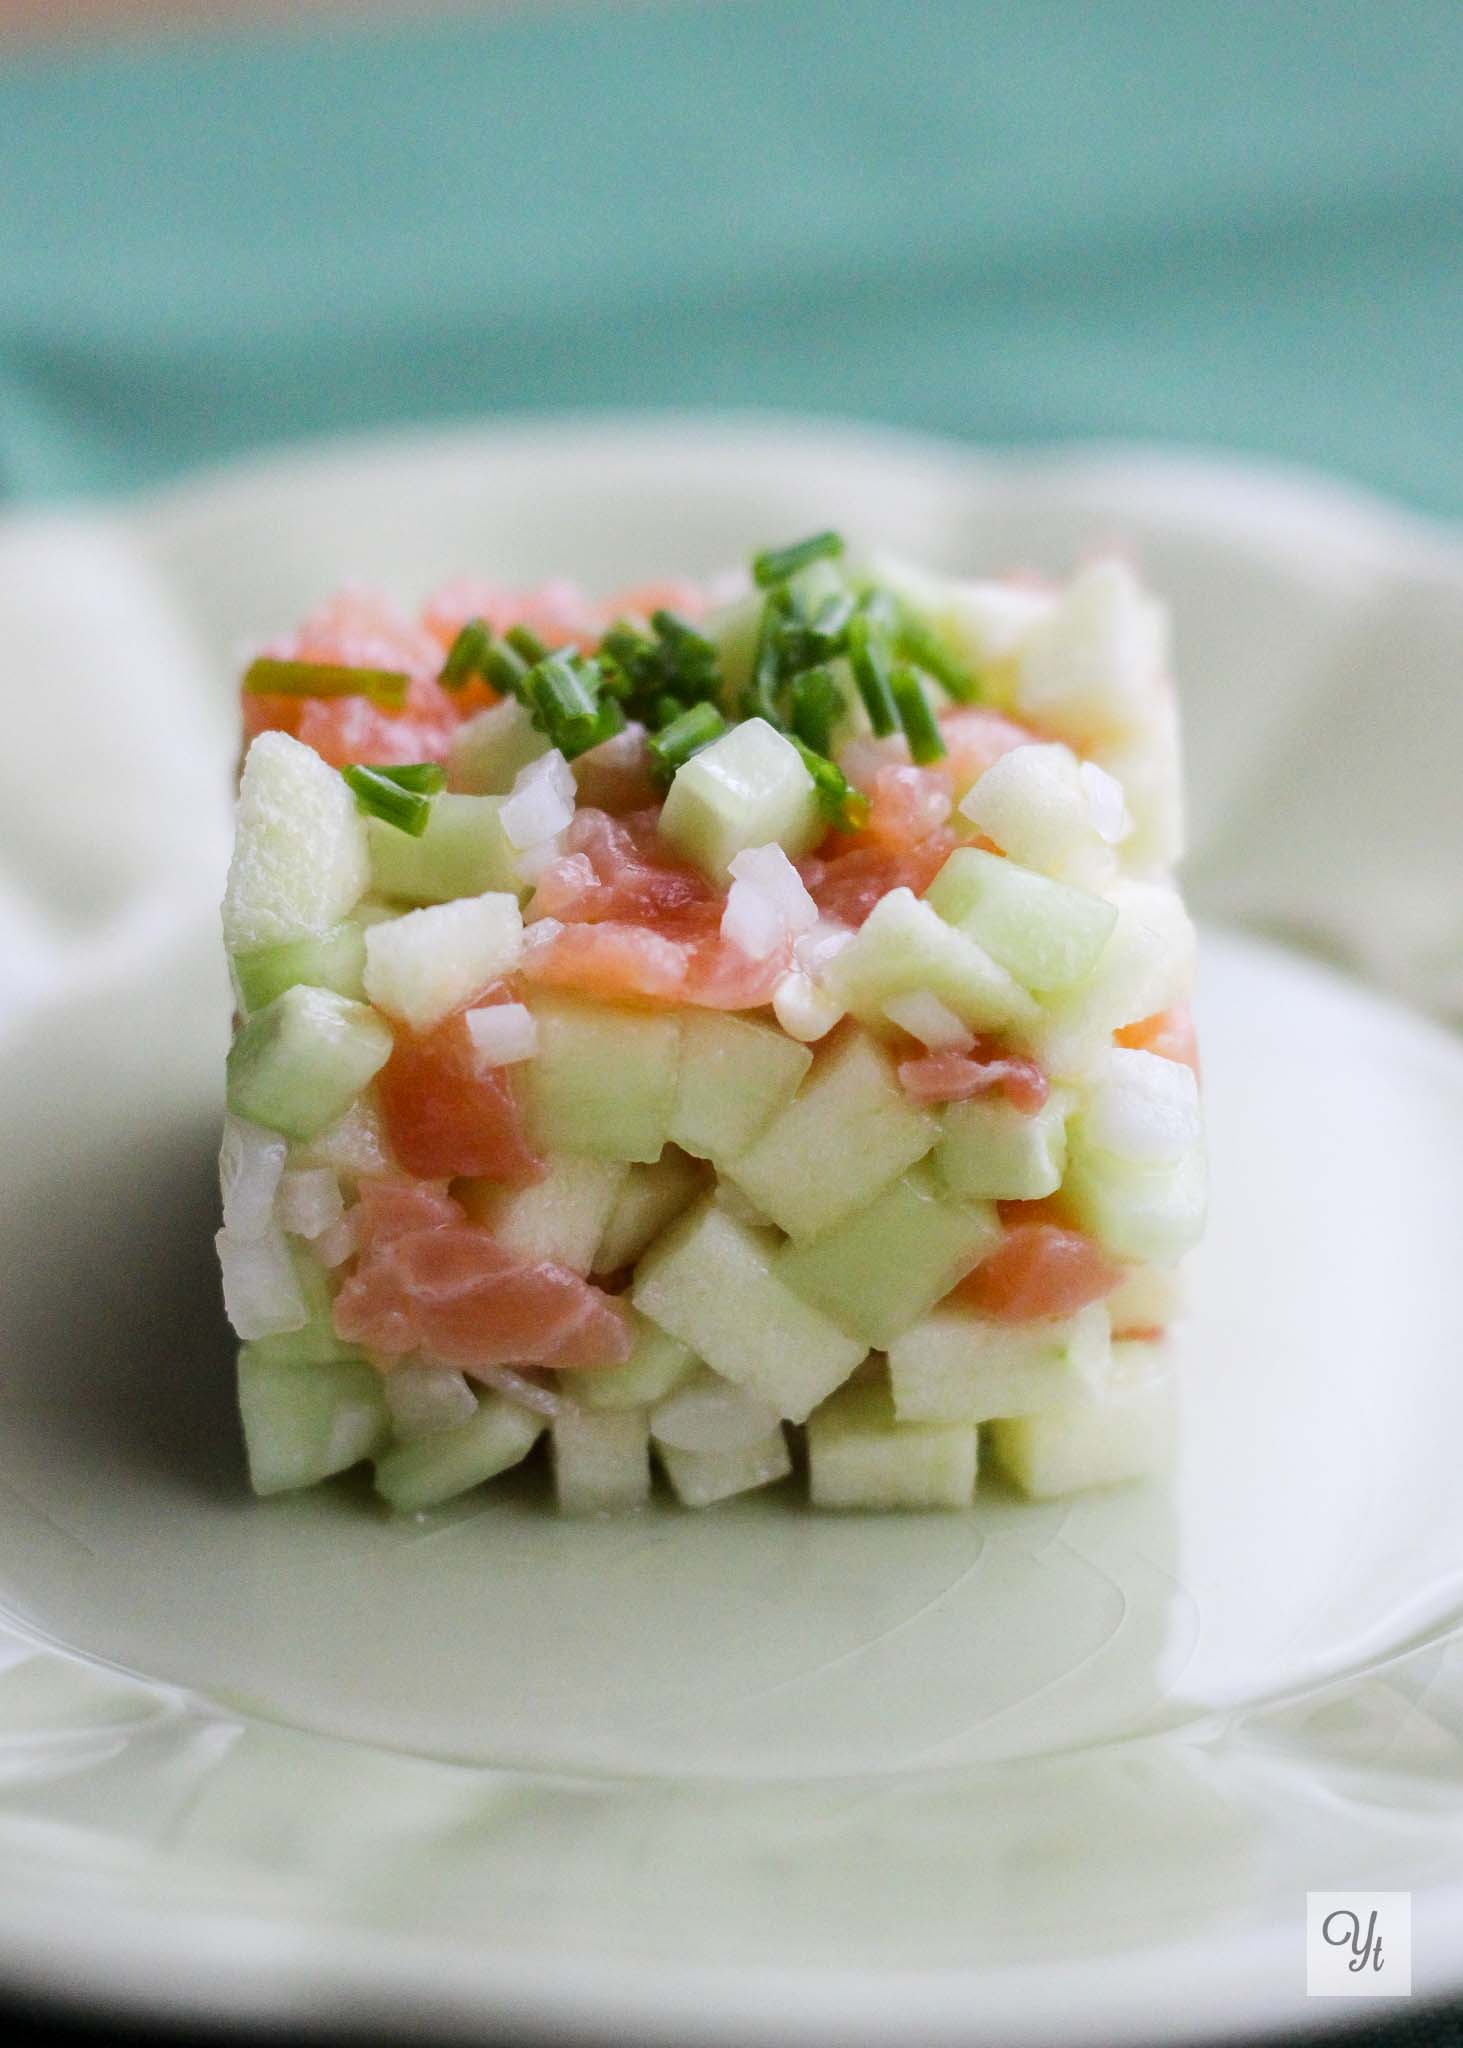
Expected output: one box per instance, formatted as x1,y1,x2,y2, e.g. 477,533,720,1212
1,0,1460,514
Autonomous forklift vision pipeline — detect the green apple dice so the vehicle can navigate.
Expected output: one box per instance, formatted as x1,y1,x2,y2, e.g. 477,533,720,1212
243,1246,359,1368
237,1351,387,1496
723,1029,938,1242
373,1392,544,1512
633,1199,865,1422
657,717,823,880
592,1150,707,1274
463,1154,627,1274
232,919,368,1014
825,889,1038,1036
806,1377,977,1510
888,1303,1111,1423
223,731,371,954
934,1090,1069,1201
448,697,550,794
362,892,523,1033
924,846,1115,994
226,984,393,1141
552,1408,651,1515
1063,1129,1207,1264
657,1430,792,1508
367,792,521,904
560,1312,697,1412
669,1010,812,1163
989,1338,1176,1496
528,995,681,1162
775,1166,1000,1348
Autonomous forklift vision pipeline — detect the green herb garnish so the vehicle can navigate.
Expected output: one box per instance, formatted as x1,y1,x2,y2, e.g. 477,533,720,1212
438,618,494,692
752,530,846,588
846,609,900,737
243,657,410,712
790,667,841,758
790,735,868,829
342,763,434,835
890,664,948,765
372,761,447,794
647,701,727,785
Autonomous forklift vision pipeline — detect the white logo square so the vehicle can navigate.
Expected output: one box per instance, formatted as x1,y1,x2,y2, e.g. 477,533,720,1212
1307,1892,1412,1997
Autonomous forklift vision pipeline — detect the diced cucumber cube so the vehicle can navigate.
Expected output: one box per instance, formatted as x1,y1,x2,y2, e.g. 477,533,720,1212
1062,1130,1207,1265
934,1090,1069,1201
367,793,522,905
461,1154,628,1274
649,1368,782,1453
591,1150,706,1274
1030,881,1197,1080
383,1364,479,1441
722,1028,938,1242
924,847,1116,994
226,985,393,1142
560,1311,697,1412
222,731,371,955
448,698,551,795
633,1199,865,1422
888,1302,1111,1423
528,996,681,1163
657,717,823,881
775,1166,1000,1349
552,1408,652,1515
669,1011,813,1164
824,889,1038,1036
373,1392,544,1512
989,1338,1176,1497
657,1429,791,1508
237,1351,388,1497
231,920,368,1014
244,1245,360,1367
806,1376,977,1511
362,892,523,1034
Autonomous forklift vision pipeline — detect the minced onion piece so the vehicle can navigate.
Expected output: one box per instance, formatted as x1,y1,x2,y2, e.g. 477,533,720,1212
1080,759,1132,845
881,990,975,1053
650,1368,782,1453
475,1365,573,1420
513,830,567,887
219,1115,289,1239
310,1208,361,1270
721,877,788,961
464,1002,538,1067
215,1221,307,1340
384,1364,479,1441
298,1096,394,1179
794,918,855,978
501,749,577,851
276,1166,344,1240
773,967,845,1042
728,843,819,934
1085,1047,1201,1164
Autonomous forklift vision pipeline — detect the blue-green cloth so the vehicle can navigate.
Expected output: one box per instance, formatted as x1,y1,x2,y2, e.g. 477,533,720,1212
1,0,1460,515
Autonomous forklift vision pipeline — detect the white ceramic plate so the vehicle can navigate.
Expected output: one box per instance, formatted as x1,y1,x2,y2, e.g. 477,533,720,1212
2,417,1461,2043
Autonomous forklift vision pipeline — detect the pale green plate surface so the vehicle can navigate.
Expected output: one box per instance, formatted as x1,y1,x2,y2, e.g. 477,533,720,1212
1,420,1461,2041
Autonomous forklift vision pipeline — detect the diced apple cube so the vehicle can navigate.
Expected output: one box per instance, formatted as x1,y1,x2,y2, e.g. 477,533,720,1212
448,697,551,794
633,1199,866,1422
1062,1127,1208,1265
824,889,1038,1036
988,1338,1176,1497
723,1028,938,1242
1013,559,1167,748
669,1010,813,1164
552,1407,652,1515
237,1351,387,1496
888,1303,1111,1423
1107,1259,1188,1335
657,717,823,880
460,1154,628,1274
362,892,523,1034
1030,880,1197,1079
1081,1047,1201,1166
367,793,522,904
657,1429,792,1508
924,846,1116,993
373,1393,544,1512
775,1166,1000,1348
225,984,393,1141
591,1150,706,1274
560,1311,697,1412
934,1089,1069,1202
959,742,1115,890
649,1368,782,1453
807,1377,977,1510
223,731,371,954
528,995,681,1163
383,1364,479,1441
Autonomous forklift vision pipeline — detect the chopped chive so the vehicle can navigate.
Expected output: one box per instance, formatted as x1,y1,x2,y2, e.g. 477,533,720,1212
342,764,433,835
651,692,684,730
846,611,900,737
789,735,866,829
647,701,727,784
524,652,603,756
752,530,845,588
791,667,841,757
650,608,718,665
505,623,551,665
745,587,790,725
482,641,531,698
243,657,410,712
890,663,948,765
372,761,447,793
439,618,494,692
809,591,855,652
895,612,982,703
